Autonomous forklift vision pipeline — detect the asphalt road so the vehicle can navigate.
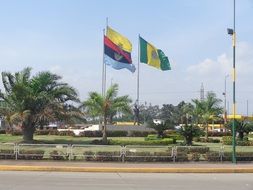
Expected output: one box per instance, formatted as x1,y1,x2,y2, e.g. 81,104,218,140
0,171,252,190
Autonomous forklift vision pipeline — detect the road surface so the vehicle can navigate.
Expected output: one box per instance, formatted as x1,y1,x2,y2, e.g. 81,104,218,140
0,171,252,190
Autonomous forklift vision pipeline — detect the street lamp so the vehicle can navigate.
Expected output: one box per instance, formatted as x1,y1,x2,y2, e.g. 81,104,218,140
227,0,236,164
223,75,229,123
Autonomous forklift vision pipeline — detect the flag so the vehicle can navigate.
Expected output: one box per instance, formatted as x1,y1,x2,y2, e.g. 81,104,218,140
139,36,171,71
107,26,132,52
104,35,136,73
104,27,135,73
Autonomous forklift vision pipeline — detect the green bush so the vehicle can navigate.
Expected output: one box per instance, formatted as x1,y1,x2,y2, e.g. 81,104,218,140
222,136,253,146
177,146,210,154
35,130,51,135
128,131,156,137
208,131,231,137
18,150,45,160
175,152,188,162
125,151,173,162
79,131,103,137
0,130,6,134
222,152,253,161
222,136,232,145
83,151,121,162
49,150,68,160
196,138,221,143
109,138,175,146
205,151,221,161
0,149,15,159
107,131,128,137
145,134,160,141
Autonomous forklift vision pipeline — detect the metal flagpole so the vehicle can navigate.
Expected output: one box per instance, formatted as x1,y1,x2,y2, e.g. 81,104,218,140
137,34,140,125
103,18,109,96
102,28,105,96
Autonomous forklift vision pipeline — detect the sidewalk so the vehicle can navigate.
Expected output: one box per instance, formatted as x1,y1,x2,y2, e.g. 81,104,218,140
0,160,253,173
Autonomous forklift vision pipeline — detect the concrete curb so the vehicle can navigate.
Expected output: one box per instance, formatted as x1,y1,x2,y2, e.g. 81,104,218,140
0,165,253,173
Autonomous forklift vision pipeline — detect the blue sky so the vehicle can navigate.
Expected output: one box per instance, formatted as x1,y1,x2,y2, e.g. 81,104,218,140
0,0,253,115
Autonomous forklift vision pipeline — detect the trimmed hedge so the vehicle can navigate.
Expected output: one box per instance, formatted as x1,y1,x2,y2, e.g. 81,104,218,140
177,146,210,154
83,151,121,162
18,150,45,160
49,150,68,160
109,138,175,146
0,149,15,159
193,137,220,143
208,131,231,137
222,136,253,146
107,131,128,137
79,131,103,137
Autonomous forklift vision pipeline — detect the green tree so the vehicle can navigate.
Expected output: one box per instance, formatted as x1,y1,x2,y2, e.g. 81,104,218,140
192,92,222,139
148,120,175,138
179,124,203,146
82,84,132,144
0,68,81,142
226,119,253,140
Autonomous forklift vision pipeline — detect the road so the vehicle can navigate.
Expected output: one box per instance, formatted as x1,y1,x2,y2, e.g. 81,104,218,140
0,171,252,190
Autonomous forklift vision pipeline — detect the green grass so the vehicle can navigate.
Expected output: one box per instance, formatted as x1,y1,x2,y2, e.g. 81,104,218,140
0,134,252,153
0,134,145,144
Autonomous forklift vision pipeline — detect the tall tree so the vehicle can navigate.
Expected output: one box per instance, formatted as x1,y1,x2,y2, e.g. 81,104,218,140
192,92,223,139
0,68,81,142
82,84,132,144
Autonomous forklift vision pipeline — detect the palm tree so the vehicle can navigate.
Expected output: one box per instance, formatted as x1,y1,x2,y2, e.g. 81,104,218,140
192,92,222,139
0,67,81,142
82,84,132,144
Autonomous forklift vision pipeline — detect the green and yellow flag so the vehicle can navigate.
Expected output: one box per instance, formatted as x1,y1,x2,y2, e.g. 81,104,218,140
139,36,171,71
107,26,132,52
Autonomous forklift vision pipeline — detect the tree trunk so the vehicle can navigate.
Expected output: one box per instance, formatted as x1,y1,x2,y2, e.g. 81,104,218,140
22,124,35,143
238,132,244,141
205,123,209,140
102,115,108,144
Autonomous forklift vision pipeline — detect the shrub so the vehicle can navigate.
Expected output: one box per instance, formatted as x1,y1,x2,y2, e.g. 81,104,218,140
125,151,173,162
205,151,221,161
175,152,188,162
128,131,156,137
222,136,232,145
48,130,59,135
0,130,6,134
145,134,160,141
35,130,51,135
187,153,201,161
222,152,253,162
11,130,23,136
208,131,231,137
109,138,174,146
196,138,221,143
18,150,44,160
49,150,68,160
107,131,128,137
79,131,103,137
222,136,253,146
83,151,121,162
0,149,15,159
58,131,75,136
177,146,210,154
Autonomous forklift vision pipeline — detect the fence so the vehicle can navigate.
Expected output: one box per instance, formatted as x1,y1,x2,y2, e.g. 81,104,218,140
0,143,252,162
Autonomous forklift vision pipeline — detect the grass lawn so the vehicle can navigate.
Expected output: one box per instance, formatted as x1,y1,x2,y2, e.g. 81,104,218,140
0,134,252,153
0,134,145,144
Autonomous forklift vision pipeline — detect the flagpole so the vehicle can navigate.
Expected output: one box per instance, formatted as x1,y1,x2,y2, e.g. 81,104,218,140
137,34,140,125
102,28,105,96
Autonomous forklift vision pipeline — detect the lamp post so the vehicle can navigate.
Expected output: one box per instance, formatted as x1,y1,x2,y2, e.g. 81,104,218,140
223,75,229,123
227,0,236,164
